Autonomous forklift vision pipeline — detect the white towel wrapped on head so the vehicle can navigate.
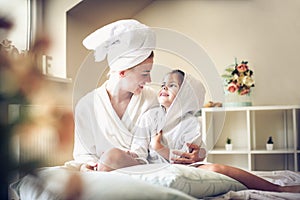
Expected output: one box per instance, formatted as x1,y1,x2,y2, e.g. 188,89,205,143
83,19,156,71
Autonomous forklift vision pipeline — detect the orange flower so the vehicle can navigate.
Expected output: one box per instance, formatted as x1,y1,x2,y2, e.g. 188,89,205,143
227,82,238,93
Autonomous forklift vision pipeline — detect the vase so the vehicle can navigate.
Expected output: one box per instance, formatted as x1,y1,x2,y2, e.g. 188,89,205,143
266,144,273,151
223,91,252,107
225,144,233,151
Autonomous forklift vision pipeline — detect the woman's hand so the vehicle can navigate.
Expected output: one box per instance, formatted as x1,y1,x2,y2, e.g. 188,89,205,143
80,162,98,172
172,143,206,164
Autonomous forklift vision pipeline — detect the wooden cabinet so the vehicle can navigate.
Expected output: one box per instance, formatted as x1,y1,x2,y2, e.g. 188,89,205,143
201,105,300,171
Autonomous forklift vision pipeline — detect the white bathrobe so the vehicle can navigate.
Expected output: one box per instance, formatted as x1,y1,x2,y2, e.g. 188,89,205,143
73,82,158,164
131,74,206,163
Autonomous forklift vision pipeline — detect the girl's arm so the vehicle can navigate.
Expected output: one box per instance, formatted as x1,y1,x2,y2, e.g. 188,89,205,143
151,131,170,160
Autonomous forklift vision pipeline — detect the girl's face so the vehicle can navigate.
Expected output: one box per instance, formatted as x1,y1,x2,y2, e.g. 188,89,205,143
121,57,153,94
158,73,183,109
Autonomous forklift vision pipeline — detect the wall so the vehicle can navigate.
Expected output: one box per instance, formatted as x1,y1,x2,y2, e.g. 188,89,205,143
43,0,300,105
134,0,300,106
0,0,28,50
43,0,81,78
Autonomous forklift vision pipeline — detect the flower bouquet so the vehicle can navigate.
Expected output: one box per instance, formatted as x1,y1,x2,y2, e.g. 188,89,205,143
222,58,255,106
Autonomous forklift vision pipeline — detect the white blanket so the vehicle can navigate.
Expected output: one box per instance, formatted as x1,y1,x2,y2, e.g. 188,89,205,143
11,166,300,200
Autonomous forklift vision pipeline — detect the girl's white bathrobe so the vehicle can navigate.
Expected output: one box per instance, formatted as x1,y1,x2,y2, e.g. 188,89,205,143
72,82,158,164
131,74,206,163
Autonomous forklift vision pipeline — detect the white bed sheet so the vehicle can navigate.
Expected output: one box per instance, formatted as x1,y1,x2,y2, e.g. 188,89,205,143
208,170,300,200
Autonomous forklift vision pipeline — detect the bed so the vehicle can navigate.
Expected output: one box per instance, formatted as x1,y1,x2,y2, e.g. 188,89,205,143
10,163,300,200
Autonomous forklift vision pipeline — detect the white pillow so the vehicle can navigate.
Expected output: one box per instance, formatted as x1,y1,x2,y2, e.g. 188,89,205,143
10,166,195,200
113,163,247,199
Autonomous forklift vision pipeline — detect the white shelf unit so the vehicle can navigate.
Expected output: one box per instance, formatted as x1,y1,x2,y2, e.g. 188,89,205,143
201,105,300,171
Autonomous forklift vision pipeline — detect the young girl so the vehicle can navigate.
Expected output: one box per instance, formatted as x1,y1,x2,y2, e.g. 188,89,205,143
130,69,207,164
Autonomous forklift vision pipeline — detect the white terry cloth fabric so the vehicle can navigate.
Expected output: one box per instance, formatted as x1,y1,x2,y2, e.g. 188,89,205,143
82,19,156,71
71,82,158,166
131,73,206,163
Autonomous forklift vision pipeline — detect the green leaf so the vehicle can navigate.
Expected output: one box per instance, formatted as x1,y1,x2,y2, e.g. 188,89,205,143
221,75,233,79
225,68,234,72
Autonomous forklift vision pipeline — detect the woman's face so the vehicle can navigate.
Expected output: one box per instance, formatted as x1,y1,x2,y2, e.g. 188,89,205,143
122,57,153,94
158,73,183,109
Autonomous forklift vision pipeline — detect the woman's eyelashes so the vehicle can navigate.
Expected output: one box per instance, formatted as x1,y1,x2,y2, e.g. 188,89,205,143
141,73,150,77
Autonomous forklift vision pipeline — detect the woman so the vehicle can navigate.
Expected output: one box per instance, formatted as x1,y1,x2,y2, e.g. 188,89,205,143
71,19,159,172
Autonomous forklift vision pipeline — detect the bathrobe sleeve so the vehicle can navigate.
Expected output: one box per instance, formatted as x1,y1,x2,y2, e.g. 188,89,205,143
73,90,103,164
165,114,206,155
130,108,160,161
180,115,207,159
